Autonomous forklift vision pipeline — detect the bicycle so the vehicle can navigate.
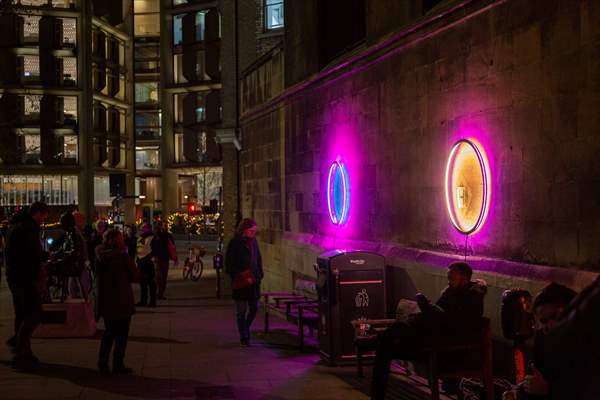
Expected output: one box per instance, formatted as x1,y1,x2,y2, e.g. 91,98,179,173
183,245,205,281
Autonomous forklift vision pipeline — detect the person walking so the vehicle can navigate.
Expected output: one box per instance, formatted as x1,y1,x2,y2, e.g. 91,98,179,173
225,218,263,346
4,202,49,370
151,222,176,300
136,223,157,307
95,228,139,376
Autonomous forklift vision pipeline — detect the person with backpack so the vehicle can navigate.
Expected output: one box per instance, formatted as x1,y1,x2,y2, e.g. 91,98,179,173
136,223,156,307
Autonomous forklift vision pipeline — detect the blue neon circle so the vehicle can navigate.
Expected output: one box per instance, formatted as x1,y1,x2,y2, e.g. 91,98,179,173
327,158,350,225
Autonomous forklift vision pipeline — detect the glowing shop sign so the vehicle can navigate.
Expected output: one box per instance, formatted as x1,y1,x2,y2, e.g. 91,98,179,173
444,139,491,235
327,158,350,225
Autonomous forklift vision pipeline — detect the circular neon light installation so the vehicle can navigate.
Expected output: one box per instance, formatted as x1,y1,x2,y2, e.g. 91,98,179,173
444,139,491,235
327,157,350,225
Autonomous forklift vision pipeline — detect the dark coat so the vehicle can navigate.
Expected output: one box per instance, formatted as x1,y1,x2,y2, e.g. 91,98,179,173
535,277,600,400
96,247,139,320
225,236,263,301
151,232,174,263
4,212,48,285
413,279,487,343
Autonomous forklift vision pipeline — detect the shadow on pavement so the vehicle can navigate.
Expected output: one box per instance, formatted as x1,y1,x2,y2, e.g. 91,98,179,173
71,330,190,345
0,361,277,399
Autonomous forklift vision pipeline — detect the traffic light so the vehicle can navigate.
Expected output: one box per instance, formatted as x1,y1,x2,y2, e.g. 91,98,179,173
187,202,196,215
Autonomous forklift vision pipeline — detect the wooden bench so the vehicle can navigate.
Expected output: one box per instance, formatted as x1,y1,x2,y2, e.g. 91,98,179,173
354,317,493,400
262,275,318,350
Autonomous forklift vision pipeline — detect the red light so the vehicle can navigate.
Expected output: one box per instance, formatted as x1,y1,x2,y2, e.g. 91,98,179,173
188,202,196,215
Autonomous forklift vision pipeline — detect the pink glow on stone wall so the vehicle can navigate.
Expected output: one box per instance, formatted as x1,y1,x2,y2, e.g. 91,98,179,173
322,118,362,241
444,122,498,251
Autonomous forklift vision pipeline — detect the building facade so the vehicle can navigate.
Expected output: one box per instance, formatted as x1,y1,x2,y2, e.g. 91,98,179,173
239,0,600,341
0,0,136,223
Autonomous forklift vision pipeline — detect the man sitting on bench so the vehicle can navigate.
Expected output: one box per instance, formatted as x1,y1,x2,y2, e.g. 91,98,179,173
370,262,487,400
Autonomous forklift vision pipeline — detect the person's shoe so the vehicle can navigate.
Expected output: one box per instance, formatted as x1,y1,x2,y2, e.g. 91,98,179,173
135,302,147,307
112,365,133,375
240,338,249,347
157,295,166,300
148,302,157,308
98,362,111,376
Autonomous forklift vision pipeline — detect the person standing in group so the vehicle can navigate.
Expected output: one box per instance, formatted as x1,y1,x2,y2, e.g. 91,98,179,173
124,224,137,260
225,218,263,346
151,222,177,300
136,223,157,307
95,228,139,376
4,202,49,370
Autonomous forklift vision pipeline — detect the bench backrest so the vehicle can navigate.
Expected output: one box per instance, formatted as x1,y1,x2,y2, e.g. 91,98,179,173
292,272,317,298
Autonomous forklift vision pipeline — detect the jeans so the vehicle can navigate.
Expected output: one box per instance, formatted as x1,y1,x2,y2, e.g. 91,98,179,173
155,260,169,298
371,321,422,400
235,299,259,341
99,317,132,368
8,280,42,358
139,259,156,305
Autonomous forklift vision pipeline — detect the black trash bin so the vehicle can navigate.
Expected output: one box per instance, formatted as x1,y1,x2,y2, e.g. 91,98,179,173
317,250,386,366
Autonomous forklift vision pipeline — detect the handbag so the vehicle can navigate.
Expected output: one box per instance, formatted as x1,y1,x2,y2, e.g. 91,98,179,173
168,238,178,261
233,269,256,290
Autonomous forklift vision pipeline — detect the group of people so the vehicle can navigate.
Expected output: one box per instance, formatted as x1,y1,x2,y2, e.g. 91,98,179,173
367,261,600,400
1,202,180,375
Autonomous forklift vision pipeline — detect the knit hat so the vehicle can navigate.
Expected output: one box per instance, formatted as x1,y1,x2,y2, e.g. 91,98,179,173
236,218,256,236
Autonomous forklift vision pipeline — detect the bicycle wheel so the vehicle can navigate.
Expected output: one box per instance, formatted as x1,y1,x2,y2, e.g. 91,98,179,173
182,258,191,280
190,259,203,281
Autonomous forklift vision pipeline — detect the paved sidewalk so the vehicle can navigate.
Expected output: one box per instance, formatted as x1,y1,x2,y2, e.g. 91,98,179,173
0,265,376,400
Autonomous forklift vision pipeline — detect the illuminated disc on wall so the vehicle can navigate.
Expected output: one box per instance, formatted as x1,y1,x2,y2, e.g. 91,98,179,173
444,139,491,235
327,158,350,225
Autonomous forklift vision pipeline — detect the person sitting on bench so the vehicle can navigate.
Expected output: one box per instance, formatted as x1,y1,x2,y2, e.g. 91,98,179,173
502,282,577,400
370,262,487,400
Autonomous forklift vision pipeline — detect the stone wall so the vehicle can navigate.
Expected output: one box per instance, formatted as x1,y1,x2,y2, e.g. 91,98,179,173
240,0,600,340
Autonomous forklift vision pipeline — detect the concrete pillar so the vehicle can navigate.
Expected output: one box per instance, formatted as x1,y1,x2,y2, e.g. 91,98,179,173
78,1,95,223
216,129,240,244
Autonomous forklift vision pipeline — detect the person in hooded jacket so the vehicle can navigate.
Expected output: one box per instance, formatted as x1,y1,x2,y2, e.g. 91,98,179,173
95,228,139,376
370,262,487,400
225,218,264,346
136,223,157,307
4,202,49,370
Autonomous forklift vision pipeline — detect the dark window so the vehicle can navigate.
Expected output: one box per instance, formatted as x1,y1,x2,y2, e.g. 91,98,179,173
319,0,365,67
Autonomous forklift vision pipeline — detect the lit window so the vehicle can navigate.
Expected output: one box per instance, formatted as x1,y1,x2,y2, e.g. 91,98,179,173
195,11,206,41
22,55,40,81
23,15,41,43
173,14,183,45
63,136,78,163
135,82,159,104
23,135,41,164
94,176,111,206
134,13,160,37
23,95,42,122
62,57,77,86
136,147,160,170
61,18,76,47
0,175,78,206
265,0,284,30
